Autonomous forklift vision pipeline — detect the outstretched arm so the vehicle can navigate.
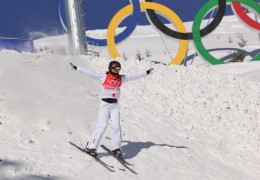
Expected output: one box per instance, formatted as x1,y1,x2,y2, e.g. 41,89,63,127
69,62,102,81
122,68,153,83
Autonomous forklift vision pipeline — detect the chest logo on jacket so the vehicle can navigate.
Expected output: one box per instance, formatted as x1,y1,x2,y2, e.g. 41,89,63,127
103,75,122,89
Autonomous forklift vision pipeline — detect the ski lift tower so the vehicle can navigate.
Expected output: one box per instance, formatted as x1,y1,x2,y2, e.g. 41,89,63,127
64,0,87,55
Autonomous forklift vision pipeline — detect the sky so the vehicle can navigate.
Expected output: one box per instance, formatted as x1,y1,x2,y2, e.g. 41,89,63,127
0,13,260,179
0,0,239,40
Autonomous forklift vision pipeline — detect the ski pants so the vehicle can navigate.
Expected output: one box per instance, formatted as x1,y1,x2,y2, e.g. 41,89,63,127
87,101,121,151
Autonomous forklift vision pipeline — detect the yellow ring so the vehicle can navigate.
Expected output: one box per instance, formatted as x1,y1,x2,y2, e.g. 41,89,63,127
107,2,188,65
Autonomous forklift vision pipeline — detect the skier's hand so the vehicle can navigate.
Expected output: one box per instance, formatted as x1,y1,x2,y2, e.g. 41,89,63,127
70,62,77,70
146,68,154,75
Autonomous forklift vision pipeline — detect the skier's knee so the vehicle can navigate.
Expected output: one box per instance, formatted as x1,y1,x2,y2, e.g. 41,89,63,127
97,124,108,132
113,125,121,133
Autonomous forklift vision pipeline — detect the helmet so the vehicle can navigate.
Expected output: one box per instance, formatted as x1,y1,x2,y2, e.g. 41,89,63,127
108,61,121,73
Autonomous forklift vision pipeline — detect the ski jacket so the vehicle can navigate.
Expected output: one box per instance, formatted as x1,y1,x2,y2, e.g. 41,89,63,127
77,66,147,99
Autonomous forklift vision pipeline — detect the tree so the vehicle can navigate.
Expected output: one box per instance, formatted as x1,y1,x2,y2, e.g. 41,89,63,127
145,48,152,58
122,53,128,60
228,33,248,63
135,50,144,61
236,33,247,48
228,36,233,44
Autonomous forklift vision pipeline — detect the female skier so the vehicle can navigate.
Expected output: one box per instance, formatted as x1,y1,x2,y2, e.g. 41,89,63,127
70,61,153,157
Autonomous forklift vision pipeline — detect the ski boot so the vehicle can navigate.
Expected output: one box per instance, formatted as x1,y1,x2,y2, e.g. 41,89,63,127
85,148,97,157
84,143,97,157
112,148,122,158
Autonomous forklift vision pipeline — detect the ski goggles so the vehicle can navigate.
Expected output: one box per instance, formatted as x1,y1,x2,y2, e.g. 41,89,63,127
110,64,121,70
111,66,121,70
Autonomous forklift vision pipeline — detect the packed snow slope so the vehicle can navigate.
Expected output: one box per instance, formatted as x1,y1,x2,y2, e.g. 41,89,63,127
0,50,260,180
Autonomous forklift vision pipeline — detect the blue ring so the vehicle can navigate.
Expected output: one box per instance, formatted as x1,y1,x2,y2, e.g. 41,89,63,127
86,0,140,46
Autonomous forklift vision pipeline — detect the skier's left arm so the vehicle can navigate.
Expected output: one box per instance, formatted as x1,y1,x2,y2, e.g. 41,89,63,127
122,68,153,83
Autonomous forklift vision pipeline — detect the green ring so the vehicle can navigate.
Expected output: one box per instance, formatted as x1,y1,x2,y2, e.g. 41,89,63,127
192,0,260,65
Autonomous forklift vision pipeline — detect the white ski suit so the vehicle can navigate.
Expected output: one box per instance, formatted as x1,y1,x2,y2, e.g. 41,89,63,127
77,66,147,150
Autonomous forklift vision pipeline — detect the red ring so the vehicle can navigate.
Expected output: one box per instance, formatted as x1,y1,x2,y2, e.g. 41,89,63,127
231,2,260,31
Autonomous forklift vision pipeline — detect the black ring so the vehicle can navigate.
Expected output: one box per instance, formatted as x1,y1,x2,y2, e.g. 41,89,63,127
145,0,226,40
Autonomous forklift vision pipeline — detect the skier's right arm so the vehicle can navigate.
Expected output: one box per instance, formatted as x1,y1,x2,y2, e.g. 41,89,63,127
70,62,102,80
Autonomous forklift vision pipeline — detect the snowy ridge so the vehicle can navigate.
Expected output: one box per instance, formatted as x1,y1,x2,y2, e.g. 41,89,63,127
0,50,260,179
1,12,260,179
121,62,260,178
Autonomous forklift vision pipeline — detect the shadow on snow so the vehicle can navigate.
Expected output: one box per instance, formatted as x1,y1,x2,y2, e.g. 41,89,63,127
121,140,188,159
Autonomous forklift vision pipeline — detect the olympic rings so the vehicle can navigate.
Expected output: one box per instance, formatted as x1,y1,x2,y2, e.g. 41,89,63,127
144,0,226,40
86,0,140,46
231,2,260,32
192,0,260,65
60,0,260,65
107,2,189,65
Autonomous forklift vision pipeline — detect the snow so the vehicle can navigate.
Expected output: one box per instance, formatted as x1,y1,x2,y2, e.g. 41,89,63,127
0,14,260,180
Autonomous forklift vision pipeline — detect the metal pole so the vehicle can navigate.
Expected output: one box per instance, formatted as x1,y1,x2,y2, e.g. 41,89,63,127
64,0,87,55
76,0,87,54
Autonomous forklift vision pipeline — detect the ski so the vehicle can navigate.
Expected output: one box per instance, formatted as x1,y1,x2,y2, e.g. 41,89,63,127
69,141,114,172
100,144,138,174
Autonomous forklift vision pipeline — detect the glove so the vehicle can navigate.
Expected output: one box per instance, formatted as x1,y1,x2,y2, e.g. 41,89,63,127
146,68,154,75
70,62,77,70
